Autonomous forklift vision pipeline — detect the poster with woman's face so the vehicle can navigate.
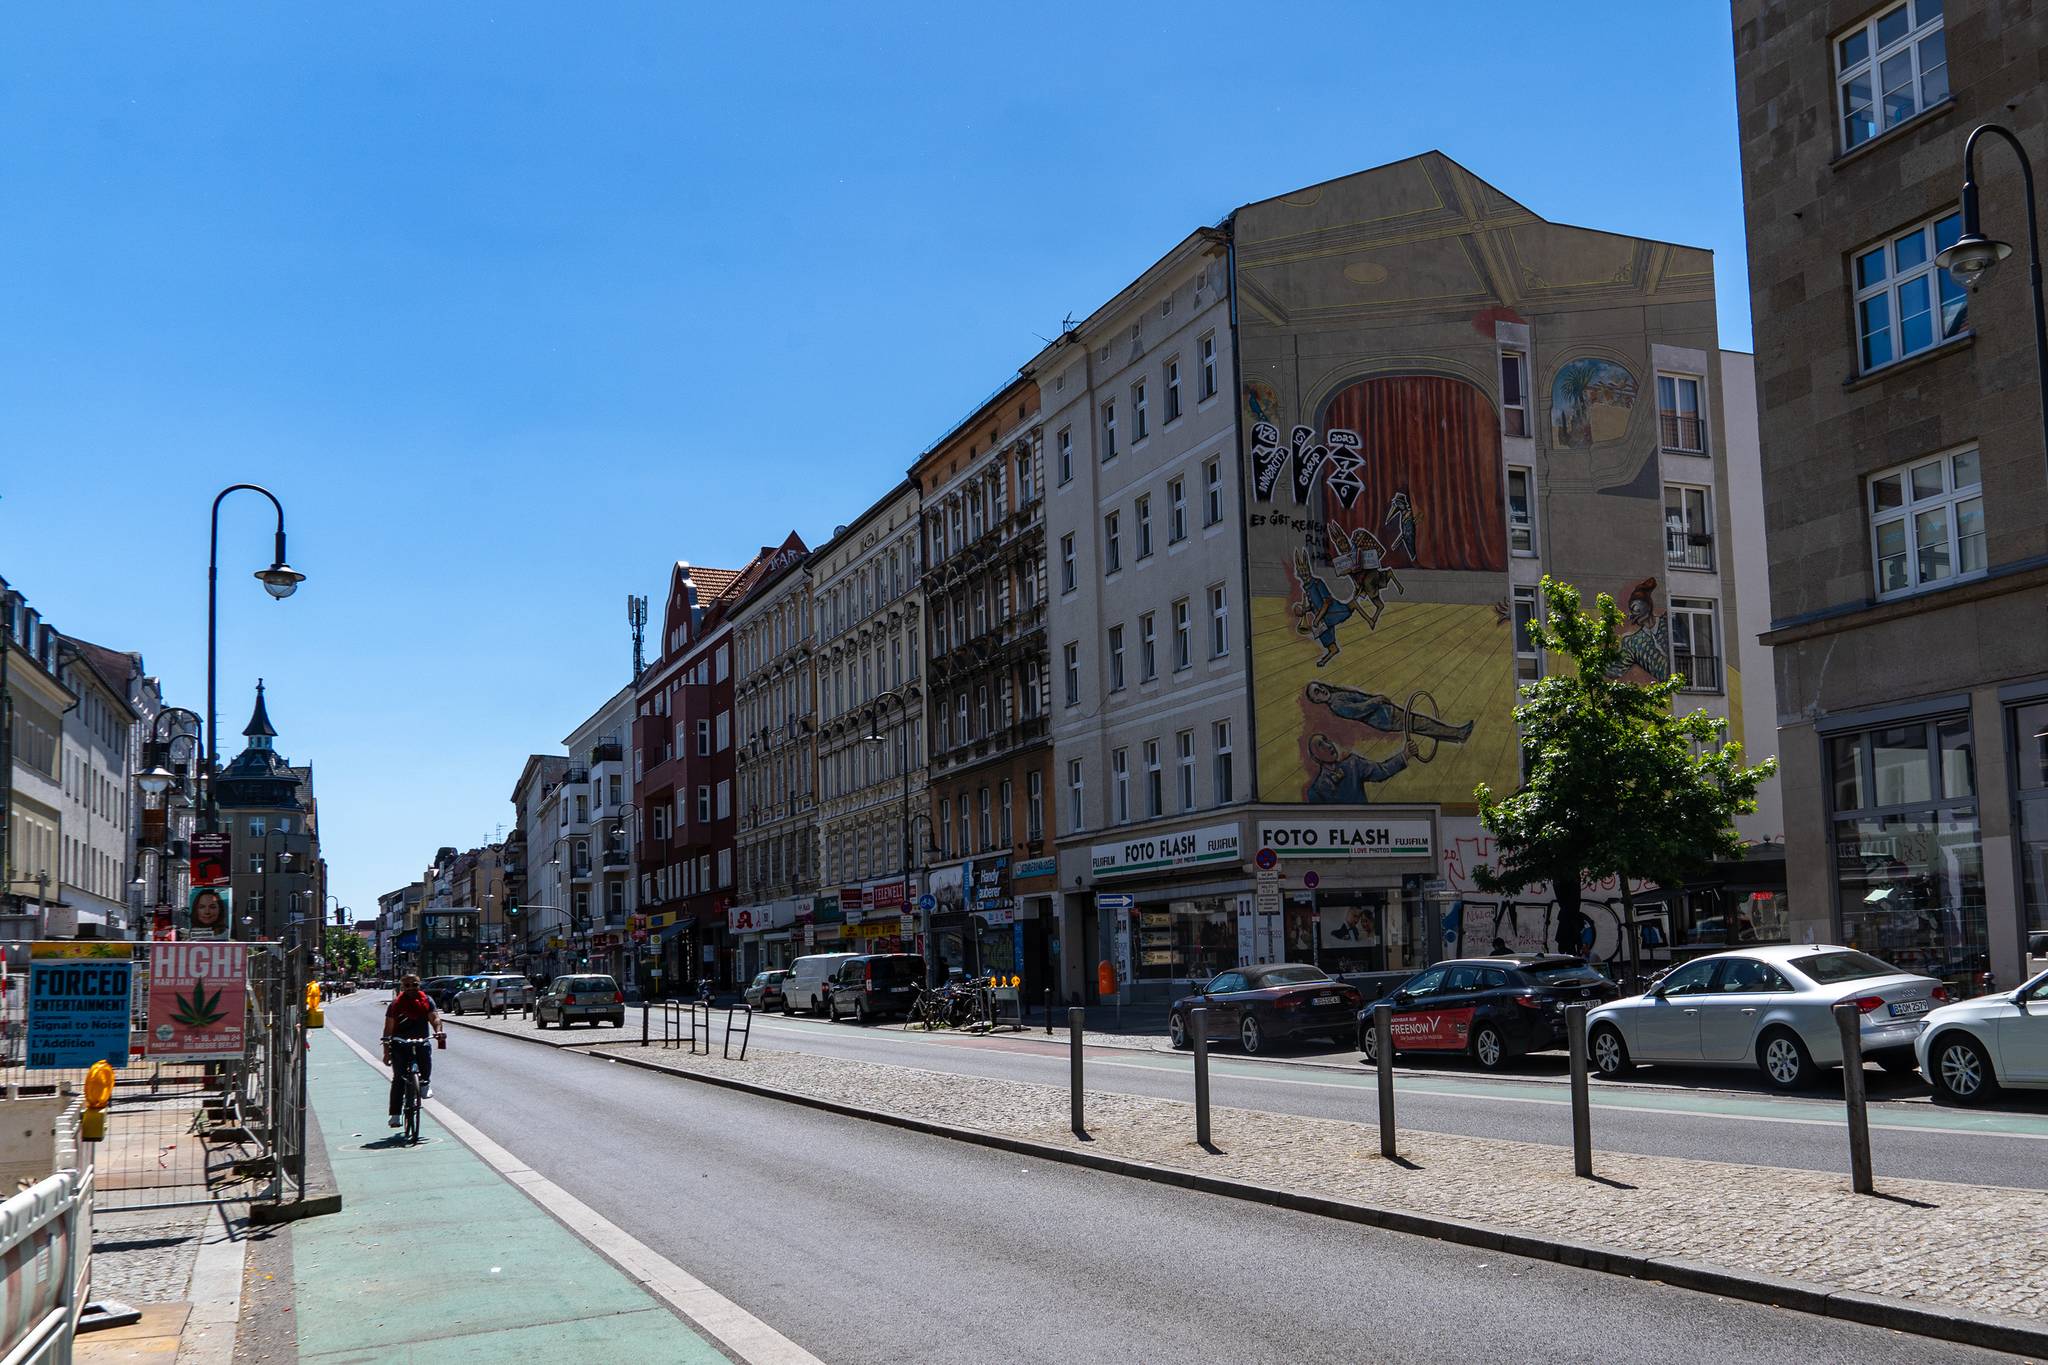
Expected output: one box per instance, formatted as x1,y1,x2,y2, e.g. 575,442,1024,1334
187,886,231,939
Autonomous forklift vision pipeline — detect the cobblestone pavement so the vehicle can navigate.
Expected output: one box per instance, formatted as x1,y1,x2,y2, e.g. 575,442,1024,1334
585,1040,2048,1322
90,1207,210,1305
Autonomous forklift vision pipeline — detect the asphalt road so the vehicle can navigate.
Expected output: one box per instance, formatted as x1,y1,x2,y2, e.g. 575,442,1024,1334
329,998,2021,1365
607,1007,2048,1191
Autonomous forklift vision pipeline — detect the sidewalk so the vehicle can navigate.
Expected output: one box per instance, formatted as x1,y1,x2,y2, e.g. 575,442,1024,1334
287,1032,728,1362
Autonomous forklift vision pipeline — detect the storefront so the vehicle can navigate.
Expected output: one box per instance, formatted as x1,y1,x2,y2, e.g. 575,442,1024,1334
728,898,803,982
2008,690,2048,975
1256,815,1437,988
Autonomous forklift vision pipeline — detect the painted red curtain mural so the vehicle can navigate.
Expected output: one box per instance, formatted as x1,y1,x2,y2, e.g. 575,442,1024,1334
1317,375,1507,573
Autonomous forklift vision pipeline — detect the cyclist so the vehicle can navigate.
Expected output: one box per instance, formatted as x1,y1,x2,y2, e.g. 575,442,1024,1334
382,973,446,1129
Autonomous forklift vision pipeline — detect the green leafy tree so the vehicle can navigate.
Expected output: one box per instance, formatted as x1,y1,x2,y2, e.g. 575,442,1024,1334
1472,576,1777,979
323,926,376,979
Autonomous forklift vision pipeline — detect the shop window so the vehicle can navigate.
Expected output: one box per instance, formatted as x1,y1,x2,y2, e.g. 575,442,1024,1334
1132,898,1233,982
2014,701,2048,953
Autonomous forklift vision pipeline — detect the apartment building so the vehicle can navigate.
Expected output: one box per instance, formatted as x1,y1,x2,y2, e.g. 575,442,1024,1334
1,586,74,937
1733,0,2048,987
567,683,637,978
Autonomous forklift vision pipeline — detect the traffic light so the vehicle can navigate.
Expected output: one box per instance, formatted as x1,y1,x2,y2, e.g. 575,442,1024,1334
506,900,520,918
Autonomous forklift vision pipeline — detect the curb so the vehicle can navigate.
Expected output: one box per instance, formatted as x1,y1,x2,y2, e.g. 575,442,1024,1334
541,1035,2048,1360
249,1076,343,1226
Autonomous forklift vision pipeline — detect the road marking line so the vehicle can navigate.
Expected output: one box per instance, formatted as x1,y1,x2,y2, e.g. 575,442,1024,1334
327,1025,824,1365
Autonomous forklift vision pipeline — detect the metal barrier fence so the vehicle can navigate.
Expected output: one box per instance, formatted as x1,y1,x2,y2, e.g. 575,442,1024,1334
0,1101,90,1365
0,941,307,1212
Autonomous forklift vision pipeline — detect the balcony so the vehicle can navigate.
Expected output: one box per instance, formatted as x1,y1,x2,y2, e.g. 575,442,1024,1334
1674,651,1721,693
1659,413,1707,454
601,845,632,871
589,741,623,764
1664,528,1714,572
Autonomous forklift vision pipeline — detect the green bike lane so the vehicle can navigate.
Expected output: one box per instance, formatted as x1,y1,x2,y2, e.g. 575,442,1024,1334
294,1032,728,1364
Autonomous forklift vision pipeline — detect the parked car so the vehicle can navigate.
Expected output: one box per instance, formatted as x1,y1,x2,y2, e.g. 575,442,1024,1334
421,976,468,1010
1168,963,1362,1055
451,974,532,1015
1585,945,1946,1091
1915,968,2048,1104
825,954,927,1023
534,974,625,1028
784,952,860,1017
1355,956,1621,1070
742,970,792,1012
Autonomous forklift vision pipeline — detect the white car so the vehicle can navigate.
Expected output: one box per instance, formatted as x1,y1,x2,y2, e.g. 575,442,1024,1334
1585,944,1946,1091
451,974,531,1015
1914,968,2048,1104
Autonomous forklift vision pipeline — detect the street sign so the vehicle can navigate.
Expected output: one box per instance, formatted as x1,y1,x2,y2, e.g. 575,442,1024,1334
1254,866,1280,917
917,894,936,912
1423,878,1451,894
26,944,132,1070
1254,846,1277,871
1094,892,1135,911
1303,870,1321,890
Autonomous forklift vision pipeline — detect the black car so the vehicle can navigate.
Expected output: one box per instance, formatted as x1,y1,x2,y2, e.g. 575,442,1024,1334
421,976,467,1010
1168,964,1364,1054
1356,956,1620,1070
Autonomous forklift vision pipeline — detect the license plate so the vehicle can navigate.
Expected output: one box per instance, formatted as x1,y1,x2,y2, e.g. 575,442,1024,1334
1313,994,1340,1006
1889,999,1929,1017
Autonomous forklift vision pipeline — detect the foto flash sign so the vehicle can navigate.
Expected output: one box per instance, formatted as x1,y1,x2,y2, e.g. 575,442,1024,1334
26,943,133,1071
1255,819,1433,859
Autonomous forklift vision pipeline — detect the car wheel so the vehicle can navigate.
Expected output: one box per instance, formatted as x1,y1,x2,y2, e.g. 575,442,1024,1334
810,996,823,1018
1239,1015,1264,1055
856,1000,871,1025
1359,1022,1381,1065
1168,1013,1189,1050
1758,1028,1817,1091
1589,1023,1631,1077
452,1001,464,1016
1929,1033,1996,1106
536,1015,547,1030
1470,1023,1506,1071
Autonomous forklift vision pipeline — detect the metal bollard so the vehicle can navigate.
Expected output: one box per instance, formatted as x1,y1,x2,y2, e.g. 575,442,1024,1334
1567,1003,1593,1178
1068,1006,1086,1137
1374,1002,1396,1160
1192,1008,1212,1149
1044,989,1053,1035
1833,1002,1875,1194
641,1000,650,1048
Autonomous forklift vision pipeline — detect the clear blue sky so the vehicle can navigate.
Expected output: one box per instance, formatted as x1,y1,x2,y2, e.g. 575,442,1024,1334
0,2,1751,922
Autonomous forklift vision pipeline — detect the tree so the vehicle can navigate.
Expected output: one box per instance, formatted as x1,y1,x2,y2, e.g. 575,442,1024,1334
1472,576,1777,980
323,926,376,980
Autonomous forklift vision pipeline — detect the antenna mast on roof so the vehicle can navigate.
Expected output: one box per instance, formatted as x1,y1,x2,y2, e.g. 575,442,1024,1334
627,593,649,681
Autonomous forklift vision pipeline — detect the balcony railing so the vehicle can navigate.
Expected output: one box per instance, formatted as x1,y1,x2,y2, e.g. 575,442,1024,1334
1659,413,1707,453
601,846,632,870
1674,651,1721,693
1664,528,1714,572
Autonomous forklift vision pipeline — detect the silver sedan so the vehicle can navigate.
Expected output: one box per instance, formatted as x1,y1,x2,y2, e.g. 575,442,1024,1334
1585,945,1947,1090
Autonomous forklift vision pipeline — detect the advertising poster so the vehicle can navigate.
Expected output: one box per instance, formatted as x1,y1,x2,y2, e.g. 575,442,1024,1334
26,943,133,1071
188,833,231,888
147,941,251,1060
187,886,231,939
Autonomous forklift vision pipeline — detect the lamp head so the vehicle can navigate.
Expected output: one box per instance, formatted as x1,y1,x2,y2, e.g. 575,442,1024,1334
1935,232,2011,292
136,764,178,797
256,562,305,598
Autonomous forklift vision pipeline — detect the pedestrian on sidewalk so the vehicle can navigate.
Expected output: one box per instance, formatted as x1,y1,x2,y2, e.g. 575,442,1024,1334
383,974,446,1128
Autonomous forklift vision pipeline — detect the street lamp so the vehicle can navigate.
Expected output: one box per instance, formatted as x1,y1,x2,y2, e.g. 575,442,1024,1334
1934,123,2048,478
861,690,919,943
204,484,304,833
137,706,203,939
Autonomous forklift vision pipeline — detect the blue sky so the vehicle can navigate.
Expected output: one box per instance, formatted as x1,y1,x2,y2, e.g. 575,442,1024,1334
0,2,1751,921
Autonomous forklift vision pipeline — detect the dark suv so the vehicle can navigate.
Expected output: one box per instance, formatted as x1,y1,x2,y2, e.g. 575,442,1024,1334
1357,955,1620,1070
826,954,927,1023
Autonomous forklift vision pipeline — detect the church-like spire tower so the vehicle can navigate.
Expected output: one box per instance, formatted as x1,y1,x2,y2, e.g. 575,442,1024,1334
244,678,277,749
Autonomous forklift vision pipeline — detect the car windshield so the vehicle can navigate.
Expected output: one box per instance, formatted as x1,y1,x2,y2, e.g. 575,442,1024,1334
1526,964,1608,988
871,957,925,985
566,977,615,992
1251,965,1329,986
1786,950,1901,984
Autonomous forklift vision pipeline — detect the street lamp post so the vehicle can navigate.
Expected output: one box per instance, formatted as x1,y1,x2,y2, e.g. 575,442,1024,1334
861,691,918,943
204,484,305,833
135,705,203,940
1935,122,2048,481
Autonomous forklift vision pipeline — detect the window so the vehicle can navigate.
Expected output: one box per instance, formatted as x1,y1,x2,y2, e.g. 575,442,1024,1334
1869,448,1983,597
1511,585,1543,683
955,693,968,745
1112,748,1130,824
1177,730,1196,811
1101,401,1117,460
1506,466,1536,555
956,796,969,854
716,711,730,750
1164,358,1182,422
1144,740,1162,818
249,817,267,839
1057,427,1072,484
1063,642,1080,707
978,787,992,850
696,718,711,755
1665,484,1715,571
1132,381,1149,441
1060,533,1076,593
1138,612,1157,681
1027,770,1044,839
1670,598,1721,692
1203,458,1222,525
1208,584,1229,658
1168,477,1187,543
1017,451,1033,503
1835,0,1947,151
1500,350,1529,437
1198,332,1217,400
1854,210,1968,372
697,786,712,823
1108,625,1126,692
1104,512,1122,573
1136,495,1153,559
1000,779,1013,847
1212,721,1234,804
939,798,952,855
716,780,731,819
1656,374,1706,453
1067,760,1085,833
976,684,991,736
1172,599,1192,671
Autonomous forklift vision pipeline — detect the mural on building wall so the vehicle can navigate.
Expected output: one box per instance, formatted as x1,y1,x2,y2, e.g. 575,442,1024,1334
1249,373,1519,808
1550,357,1638,447
1608,576,1671,685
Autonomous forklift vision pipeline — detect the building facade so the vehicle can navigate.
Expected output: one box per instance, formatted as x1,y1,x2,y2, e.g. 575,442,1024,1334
1,585,74,937
812,480,926,962
214,682,321,944
1733,0,2048,987
55,638,141,938
567,684,637,979
913,377,1057,990
509,752,569,974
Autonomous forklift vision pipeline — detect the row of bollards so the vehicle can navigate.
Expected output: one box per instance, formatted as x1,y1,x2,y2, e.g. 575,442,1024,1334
1062,998,1879,1196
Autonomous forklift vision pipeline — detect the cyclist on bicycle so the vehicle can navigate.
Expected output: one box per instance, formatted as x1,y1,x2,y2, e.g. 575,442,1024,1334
382,973,446,1128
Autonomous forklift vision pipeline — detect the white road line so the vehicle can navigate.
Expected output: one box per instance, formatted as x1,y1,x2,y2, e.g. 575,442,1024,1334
327,1025,825,1365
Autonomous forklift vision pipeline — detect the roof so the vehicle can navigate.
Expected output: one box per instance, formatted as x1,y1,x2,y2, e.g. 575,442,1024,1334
56,635,142,720
244,680,277,738
685,566,745,602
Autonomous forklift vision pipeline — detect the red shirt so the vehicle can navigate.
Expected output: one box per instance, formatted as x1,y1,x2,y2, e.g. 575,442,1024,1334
386,989,435,1039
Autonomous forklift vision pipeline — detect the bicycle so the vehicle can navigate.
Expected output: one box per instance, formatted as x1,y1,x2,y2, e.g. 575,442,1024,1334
384,1035,437,1145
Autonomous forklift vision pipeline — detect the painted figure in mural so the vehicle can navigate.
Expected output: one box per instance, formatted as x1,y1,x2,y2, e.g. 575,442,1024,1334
1380,491,1419,565
1327,524,1402,627
1289,548,1356,667
1305,732,1422,804
1606,577,1671,682
1304,680,1476,747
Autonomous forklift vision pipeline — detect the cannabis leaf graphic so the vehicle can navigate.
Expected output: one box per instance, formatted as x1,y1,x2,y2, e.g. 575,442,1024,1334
171,986,225,1029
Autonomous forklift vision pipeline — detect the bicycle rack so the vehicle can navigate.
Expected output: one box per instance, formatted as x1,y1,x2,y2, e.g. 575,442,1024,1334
724,1003,752,1060
660,1001,688,1049
690,1000,712,1056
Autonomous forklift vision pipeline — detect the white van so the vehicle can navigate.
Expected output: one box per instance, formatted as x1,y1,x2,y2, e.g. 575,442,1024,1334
784,952,860,1017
